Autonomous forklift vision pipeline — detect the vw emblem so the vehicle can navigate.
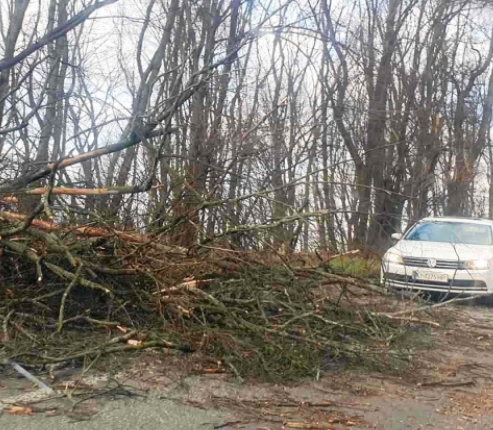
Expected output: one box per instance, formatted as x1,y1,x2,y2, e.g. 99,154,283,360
427,258,437,268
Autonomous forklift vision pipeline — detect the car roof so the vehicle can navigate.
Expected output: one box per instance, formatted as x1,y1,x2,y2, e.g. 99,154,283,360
418,216,493,225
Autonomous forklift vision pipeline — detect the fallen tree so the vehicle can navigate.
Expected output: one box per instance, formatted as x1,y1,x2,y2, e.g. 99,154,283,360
0,208,435,383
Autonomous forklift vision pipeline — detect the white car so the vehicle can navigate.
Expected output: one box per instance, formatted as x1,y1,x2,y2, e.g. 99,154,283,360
381,217,493,295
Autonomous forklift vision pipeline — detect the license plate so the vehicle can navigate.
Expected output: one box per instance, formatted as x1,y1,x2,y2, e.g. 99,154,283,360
414,271,448,283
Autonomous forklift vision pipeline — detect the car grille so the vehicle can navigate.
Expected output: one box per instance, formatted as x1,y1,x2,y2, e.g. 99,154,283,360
402,257,466,270
385,273,487,290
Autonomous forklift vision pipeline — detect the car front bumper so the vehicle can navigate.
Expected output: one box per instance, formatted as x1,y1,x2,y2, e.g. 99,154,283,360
381,261,493,295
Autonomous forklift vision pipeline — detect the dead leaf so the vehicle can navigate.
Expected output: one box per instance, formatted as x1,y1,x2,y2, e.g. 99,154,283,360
8,406,34,415
127,339,142,346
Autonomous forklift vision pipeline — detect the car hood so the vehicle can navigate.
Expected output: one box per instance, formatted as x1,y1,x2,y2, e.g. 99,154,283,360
392,240,493,261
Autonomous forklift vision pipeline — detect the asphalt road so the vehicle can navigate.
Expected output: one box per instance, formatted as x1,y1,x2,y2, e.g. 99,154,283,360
0,396,229,430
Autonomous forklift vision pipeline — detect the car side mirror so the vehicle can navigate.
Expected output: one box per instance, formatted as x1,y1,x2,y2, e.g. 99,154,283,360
391,233,402,242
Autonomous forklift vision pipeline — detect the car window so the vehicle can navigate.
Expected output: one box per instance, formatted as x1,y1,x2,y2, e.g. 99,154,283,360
405,222,493,245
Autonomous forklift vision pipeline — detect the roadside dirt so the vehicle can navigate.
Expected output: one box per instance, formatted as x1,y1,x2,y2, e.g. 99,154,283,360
2,301,493,429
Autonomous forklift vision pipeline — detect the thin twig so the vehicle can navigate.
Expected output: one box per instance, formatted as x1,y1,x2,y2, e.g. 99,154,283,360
58,264,84,333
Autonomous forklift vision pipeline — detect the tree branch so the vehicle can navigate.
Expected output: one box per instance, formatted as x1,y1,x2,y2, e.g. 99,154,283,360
0,0,119,73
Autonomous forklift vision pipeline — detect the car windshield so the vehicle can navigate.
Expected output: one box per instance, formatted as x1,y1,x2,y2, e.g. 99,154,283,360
405,221,493,246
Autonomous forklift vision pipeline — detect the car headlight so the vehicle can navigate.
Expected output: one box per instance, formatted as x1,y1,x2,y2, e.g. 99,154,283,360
464,259,489,270
385,252,404,265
